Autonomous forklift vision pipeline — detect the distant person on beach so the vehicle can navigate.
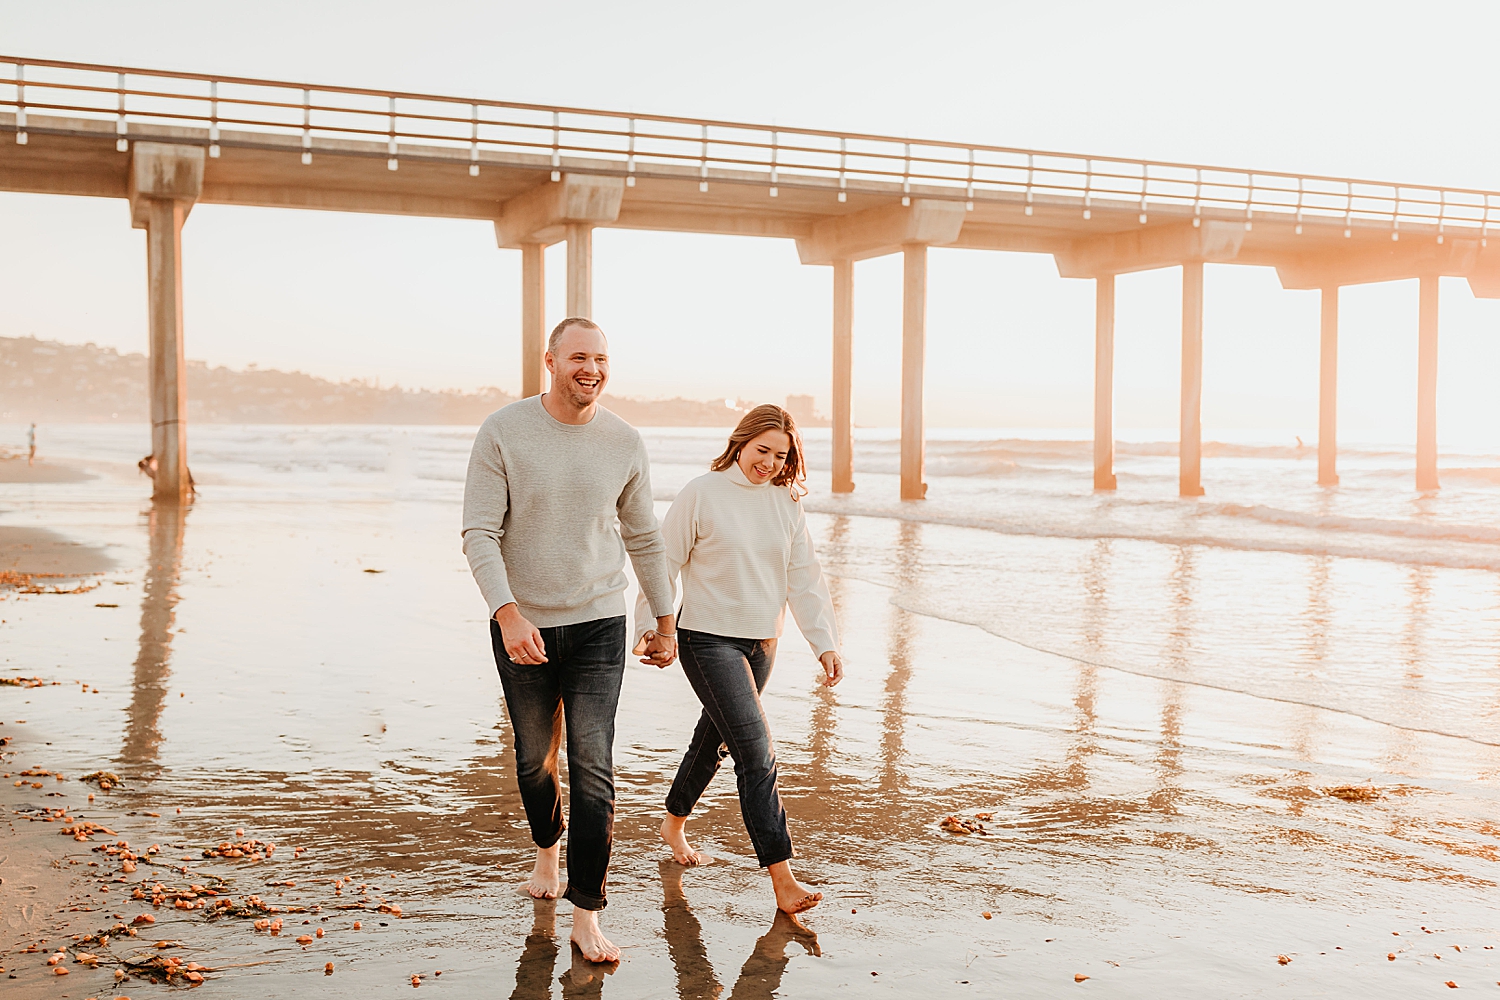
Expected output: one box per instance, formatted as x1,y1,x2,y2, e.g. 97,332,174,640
27,423,36,466
462,317,677,964
635,403,844,915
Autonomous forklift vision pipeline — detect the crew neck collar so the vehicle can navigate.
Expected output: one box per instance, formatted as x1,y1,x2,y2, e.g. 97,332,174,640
535,393,598,430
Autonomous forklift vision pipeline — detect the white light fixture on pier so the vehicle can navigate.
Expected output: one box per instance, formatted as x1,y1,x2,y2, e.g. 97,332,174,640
15,63,25,144
116,73,128,152
301,89,312,165
387,97,399,170
626,119,636,187
208,81,220,158
469,105,480,177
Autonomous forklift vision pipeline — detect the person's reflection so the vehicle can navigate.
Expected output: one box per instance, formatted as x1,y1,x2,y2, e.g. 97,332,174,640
510,897,561,1000
660,861,819,1000
661,860,723,999
120,498,189,773
559,939,615,999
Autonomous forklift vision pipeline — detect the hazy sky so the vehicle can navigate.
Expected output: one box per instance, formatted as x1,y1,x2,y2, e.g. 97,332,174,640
4,1,1500,441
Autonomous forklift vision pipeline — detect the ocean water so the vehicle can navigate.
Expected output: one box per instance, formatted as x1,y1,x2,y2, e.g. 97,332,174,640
2,421,1497,997
26,420,1495,745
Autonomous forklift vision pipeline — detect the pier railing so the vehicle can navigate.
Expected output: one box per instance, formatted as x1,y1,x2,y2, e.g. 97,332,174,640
2,55,1494,239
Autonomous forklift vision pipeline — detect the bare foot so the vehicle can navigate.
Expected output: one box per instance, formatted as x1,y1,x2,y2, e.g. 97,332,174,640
661,814,709,866
768,860,822,914
521,843,562,900
569,907,621,963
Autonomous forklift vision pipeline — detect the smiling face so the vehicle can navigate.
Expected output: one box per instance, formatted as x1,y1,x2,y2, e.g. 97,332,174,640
545,323,609,411
736,429,792,485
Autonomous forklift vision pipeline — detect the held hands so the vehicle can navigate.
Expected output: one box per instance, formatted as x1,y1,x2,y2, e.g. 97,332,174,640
632,615,679,668
819,650,844,687
496,604,547,665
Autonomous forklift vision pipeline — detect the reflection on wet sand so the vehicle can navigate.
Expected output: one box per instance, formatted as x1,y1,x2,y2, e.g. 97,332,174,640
1151,547,1191,815
510,898,561,1000
660,861,817,1000
120,498,188,774
880,522,919,796
1066,540,1108,792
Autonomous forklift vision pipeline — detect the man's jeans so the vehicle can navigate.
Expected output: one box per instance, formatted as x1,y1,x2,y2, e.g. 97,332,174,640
491,615,625,911
666,630,794,868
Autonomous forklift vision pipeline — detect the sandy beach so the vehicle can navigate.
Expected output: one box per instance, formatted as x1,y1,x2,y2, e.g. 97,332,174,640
2,425,1497,997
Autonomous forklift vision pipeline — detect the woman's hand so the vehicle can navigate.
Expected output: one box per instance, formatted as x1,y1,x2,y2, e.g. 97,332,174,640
819,651,844,687
635,630,678,668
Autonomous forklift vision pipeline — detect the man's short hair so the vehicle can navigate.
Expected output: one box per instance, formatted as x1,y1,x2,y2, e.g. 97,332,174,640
548,317,604,355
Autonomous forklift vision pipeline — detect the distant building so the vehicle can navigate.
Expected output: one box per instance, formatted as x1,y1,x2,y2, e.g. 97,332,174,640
785,394,816,425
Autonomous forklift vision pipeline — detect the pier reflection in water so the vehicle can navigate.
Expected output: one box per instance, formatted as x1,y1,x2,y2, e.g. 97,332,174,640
120,497,188,774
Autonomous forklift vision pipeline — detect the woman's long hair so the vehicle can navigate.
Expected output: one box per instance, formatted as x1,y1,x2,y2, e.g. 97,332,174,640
710,404,808,500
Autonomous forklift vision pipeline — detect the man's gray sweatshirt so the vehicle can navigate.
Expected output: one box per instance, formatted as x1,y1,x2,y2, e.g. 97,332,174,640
461,397,674,627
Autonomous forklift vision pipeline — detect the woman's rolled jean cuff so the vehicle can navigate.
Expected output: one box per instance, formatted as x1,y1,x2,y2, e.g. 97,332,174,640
565,884,608,911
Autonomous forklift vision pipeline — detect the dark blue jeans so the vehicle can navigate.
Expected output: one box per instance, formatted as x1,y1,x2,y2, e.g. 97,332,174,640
667,630,794,868
491,615,625,911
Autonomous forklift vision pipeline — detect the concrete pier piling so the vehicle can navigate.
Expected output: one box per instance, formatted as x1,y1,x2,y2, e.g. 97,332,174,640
831,259,854,494
129,141,203,502
1179,261,1205,498
900,245,929,501
1416,275,1440,492
1318,287,1340,486
1093,274,1117,491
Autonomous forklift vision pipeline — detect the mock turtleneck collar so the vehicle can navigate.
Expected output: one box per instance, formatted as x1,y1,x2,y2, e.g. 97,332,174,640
724,462,773,489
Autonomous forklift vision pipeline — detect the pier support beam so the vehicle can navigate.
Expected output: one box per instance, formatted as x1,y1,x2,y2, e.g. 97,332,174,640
1093,274,1117,490
145,199,190,501
901,245,928,501
566,223,592,318
129,142,203,502
520,243,546,397
1318,286,1339,486
1416,274,1440,491
1179,261,1205,497
831,258,854,493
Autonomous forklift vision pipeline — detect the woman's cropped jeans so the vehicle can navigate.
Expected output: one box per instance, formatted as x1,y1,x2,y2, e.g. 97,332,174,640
666,629,793,868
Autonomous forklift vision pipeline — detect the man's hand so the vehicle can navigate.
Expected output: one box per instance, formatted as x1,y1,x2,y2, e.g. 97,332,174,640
818,651,844,687
496,603,547,665
636,615,678,668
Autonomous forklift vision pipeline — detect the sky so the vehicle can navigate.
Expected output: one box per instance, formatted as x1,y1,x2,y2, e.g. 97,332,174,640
3,0,1500,441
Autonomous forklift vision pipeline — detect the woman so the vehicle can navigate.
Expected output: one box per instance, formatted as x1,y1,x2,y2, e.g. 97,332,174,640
634,404,844,915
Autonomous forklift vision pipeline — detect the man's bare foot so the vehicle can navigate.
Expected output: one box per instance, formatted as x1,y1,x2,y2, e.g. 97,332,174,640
569,907,621,963
521,843,562,899
661,814,709,866
768,860,822,914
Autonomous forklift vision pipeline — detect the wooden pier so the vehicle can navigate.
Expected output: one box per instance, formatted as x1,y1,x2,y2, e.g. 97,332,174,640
4,55,1498,500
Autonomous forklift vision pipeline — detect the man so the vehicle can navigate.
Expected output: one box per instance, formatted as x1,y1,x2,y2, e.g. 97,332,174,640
462,317,678,963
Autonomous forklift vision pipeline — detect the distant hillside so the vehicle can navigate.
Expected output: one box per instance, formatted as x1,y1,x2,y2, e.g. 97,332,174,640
0,337,820,427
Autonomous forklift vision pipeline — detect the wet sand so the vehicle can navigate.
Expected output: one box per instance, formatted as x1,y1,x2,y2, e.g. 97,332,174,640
0,455,95,484
1,525,114,579
1,449,1497,997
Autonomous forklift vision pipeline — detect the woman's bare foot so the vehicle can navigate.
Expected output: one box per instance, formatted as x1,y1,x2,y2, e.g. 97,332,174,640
767,860,822,914
521,843,562,899
569,907,621,963
661,814,709,866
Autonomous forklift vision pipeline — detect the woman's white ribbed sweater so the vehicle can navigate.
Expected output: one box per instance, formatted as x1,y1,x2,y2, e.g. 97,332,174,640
633,464,839,656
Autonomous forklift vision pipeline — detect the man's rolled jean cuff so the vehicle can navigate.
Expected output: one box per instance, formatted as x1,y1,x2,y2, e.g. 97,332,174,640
565,883,607,911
